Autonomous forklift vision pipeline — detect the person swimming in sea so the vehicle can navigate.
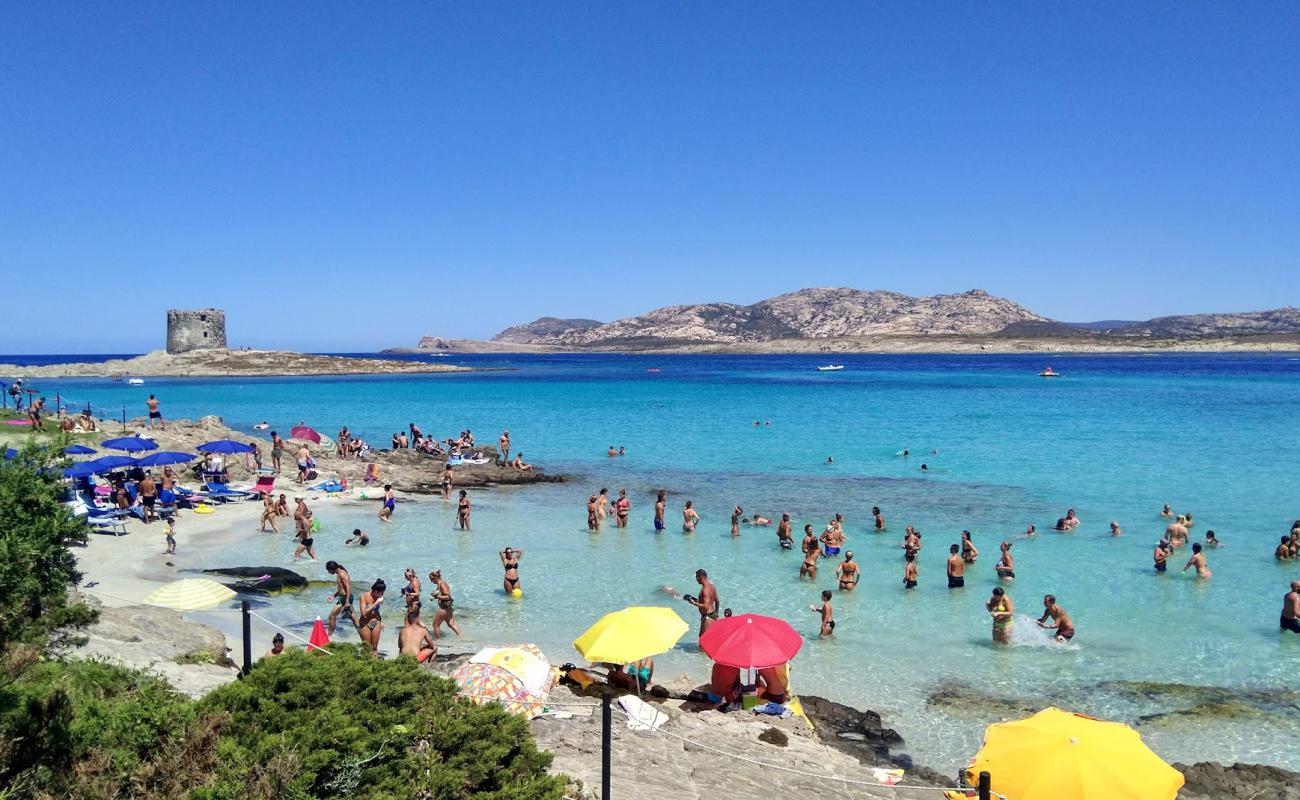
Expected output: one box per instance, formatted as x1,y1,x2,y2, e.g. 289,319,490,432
1183,542,1212,578
1022,523,1036,538
836,552,860,591
1160,503,1174,518
995,541,1015,580
1108,521,1122,537
987,587,1014,644
1036,594,1076,642
500,547,523,594
1204,530,1221,547
811,590,835,638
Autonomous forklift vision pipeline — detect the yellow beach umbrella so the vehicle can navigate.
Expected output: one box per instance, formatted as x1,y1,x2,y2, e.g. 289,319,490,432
573,606,688,664
966,707,1184,800
145,578,237,611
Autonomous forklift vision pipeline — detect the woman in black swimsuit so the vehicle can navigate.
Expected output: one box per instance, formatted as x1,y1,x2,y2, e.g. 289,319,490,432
457,490,471,530
499,547,524,594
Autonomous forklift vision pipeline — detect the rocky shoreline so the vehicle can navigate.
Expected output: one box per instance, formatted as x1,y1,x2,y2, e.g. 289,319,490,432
0,348,473,378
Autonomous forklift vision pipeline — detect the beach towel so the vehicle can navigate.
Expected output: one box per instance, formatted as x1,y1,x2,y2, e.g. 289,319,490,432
363,463,379,483
752,702,793,719
618,694,668,732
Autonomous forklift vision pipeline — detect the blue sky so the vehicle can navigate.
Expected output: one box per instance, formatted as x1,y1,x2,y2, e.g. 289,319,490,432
2,3,1298,352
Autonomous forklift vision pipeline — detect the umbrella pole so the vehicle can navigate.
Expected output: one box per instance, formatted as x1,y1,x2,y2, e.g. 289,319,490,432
241,600,252,676
601,688,612,800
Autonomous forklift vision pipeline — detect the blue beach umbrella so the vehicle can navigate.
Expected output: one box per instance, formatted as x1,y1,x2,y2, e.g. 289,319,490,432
196,440,255,454
87,455,138,472
63,462,99,479
3,448,17,460
135,450,198,467
101,436,159,453
65,444,97,455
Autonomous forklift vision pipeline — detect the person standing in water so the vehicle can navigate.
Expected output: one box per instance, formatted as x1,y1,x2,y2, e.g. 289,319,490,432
326,561,355,635
961,531,979,563
800,525,820,580
428,569,463,639
398,607,437,663
1183,542,1212,578
685,569,719,636
378,484,396,523
987,587,1014,644
682,500,699,533
811,590,835,638
1282,582,1300,634
615,489,631,528
456,490,471,530
596,488,609,526
357,579,386,655
777,514,794,549
586,495,599,531
731,506,742,537
1036,594,1076,642
441,463,453,500
995,541,1015,580
1161,503,1174,518
947,544,965,588
500,547,523,594
1154,540,1171,572
654,491,666,531
872,506,886,531
836,552,860,591
903,552,918,589
820,523,845,557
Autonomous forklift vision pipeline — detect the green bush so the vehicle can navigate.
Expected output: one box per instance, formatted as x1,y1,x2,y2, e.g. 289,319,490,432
195,646,565,800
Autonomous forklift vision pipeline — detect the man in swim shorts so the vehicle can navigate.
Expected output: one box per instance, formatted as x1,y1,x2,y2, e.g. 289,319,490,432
398,607,437,663
820,523,844,557
685,569,719,636
1153,540,1170,572
1282,582,1300,634
777,514,793,549
326,560,355,635
1036,594,1076,642
947,544,965,588
903,552,918,588
654,491,666,531
811,590,835,638
146,394,163,430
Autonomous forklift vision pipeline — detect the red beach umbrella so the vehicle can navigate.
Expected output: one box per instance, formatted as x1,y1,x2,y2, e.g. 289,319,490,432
699,613,803,669
307,617,330,652
291,425,322,444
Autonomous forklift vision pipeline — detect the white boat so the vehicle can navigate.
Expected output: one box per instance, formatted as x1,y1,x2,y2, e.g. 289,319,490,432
816,365,845,372
127,378,145,385
1038,367,1059,378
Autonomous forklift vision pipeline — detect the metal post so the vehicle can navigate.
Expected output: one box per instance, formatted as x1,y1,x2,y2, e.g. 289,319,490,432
121,404,126,431
55,393,61,415
978,771,991,800
241,600,252,675
601,689,612,800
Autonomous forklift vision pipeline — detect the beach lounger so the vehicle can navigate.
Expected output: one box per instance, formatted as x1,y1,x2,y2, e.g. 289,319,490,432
253,475,275,495
203,482,252,503
85,507,130,536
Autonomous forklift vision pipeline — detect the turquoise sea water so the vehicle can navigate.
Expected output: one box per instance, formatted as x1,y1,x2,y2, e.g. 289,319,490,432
11,353,1300,771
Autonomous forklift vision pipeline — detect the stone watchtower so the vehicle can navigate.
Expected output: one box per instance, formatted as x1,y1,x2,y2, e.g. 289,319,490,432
166,308,227,354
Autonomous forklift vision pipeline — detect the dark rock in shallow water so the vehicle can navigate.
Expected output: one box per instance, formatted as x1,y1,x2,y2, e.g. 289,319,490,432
798,695,951,787
202,566,308,595
925,679,1044,719
1175,762,1300,800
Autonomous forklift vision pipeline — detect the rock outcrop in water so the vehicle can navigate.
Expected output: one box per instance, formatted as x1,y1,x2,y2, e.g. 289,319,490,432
495,288,1047,345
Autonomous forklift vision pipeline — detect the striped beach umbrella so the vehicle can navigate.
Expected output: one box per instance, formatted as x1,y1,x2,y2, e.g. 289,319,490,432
145,578,236,610
451,661,548,719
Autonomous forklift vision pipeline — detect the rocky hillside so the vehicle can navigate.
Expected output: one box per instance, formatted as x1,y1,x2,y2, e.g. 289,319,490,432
496,288,1048,345
1122,307,1300,338
490,317,603,344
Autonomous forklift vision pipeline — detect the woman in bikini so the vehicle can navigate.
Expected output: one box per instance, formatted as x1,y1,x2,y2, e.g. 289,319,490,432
357,579,386,655
615,489,631,528
595,488,609,525
987,587,1014,645
429,570,463,638
961,531,979,563
995,541,1015,580
500,547,524,594
1183,542,1212,579
402,568,421,614
682,500,699,533
457,490,471,530
259,492,280,533
441,464,453,499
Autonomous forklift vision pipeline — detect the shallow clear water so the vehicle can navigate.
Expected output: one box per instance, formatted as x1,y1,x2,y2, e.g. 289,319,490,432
15,353,1300,771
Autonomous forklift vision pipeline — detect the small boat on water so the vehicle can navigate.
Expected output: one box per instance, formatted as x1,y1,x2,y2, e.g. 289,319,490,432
1038,366,1059,378
817,365,845,372
127,378,145,385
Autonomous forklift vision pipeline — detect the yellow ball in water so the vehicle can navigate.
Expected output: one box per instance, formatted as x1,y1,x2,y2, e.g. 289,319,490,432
511,588,523,598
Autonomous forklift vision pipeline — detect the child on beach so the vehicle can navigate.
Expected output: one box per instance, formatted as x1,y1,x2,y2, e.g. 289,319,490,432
162,517,176,555
811,590,835,637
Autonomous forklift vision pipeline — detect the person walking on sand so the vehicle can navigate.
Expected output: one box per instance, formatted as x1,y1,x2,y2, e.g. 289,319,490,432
398,607,437,663
987,587,1014,644
429,569,463,639
456,490,470,530
357,579,385,655
378,484,396,523
947,544,965,588
685,569,719,636
682,500,699,533
146,394,163,430
162,516,176,555
1036,594,1076,642
295,443,311,484
800,525,821,580
1182,542,1212,578
1282,582,1300,634
325,561,356,635
138,472,158,524
811,590,835,638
